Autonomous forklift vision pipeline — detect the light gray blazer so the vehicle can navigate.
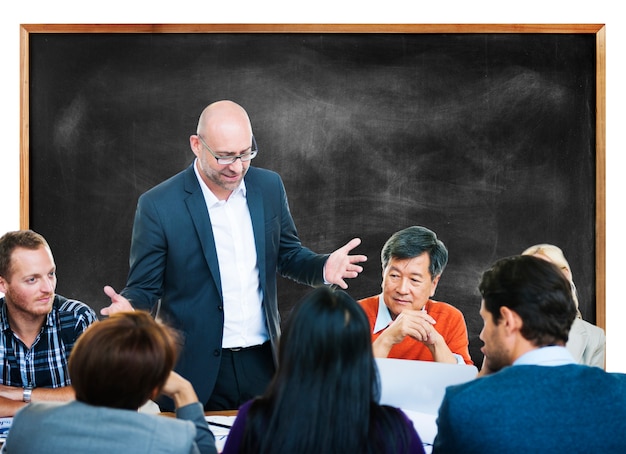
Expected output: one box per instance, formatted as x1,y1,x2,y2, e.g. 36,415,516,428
1,400,216,454
566,317,606,368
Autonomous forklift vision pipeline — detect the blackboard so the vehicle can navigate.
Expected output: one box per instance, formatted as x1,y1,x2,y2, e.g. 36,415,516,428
21,24,605,365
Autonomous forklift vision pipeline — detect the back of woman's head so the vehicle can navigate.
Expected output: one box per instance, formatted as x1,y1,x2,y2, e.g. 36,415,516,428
247,286,383,453
69,311,179,410
278,286,376,392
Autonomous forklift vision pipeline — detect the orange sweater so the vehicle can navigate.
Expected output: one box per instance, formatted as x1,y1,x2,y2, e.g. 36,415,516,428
358,295,473,365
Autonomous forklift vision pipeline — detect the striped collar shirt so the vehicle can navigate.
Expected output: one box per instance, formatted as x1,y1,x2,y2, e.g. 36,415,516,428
0,295,97,388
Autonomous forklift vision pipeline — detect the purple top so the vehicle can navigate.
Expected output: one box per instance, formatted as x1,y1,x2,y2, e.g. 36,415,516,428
222,399,426,454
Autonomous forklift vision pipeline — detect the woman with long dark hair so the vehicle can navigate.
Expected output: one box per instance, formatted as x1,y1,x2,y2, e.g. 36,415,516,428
222,286,425,454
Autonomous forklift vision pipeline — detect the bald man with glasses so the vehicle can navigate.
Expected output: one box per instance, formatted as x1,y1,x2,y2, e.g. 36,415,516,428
101,100,366,412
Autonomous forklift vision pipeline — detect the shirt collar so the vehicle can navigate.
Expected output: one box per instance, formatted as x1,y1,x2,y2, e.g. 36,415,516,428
373,294,393,333
0,296,56,334
513,345,576,367
0,299,10,333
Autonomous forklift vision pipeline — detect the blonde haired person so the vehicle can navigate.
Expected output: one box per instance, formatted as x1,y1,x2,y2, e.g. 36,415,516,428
521,244,605,368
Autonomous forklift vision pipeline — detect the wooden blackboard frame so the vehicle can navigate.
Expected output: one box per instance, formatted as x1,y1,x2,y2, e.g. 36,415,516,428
19,23,606,333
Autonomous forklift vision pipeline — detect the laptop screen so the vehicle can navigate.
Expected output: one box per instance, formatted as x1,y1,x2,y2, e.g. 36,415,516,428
375,357,478,415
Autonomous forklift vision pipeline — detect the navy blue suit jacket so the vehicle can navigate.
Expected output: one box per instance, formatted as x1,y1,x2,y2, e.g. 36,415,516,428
433,364,626,453
121,165,328,408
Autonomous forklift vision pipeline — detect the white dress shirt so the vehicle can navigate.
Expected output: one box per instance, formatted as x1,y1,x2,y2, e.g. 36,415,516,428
194,161,268,348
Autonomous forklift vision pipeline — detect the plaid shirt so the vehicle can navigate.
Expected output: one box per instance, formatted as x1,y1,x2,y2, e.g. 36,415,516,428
0,295,98,389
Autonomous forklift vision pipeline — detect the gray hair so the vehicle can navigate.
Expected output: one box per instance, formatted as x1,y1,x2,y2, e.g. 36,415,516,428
381,226,448,279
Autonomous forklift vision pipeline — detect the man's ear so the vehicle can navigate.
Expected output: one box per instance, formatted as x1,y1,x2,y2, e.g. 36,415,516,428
189,135,202,158
430,274,441,297
499,306,523,334
0,277,7,294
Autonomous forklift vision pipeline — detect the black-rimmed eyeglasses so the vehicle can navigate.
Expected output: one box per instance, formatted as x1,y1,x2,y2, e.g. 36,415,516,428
198,134,258,165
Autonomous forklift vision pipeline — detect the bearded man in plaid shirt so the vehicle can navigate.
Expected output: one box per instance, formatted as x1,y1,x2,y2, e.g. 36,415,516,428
0,230,97,417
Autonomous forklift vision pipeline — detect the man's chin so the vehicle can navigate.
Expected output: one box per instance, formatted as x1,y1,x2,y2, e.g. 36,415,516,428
220,178,242,190
485,359,506,373
30,306,53,317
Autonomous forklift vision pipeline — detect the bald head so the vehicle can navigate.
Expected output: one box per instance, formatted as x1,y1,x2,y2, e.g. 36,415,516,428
190,100,255,200
197,100,252,140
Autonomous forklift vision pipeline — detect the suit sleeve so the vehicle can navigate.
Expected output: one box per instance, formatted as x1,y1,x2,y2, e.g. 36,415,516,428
176,402,217,454
273,174,328,286
121,193,168,310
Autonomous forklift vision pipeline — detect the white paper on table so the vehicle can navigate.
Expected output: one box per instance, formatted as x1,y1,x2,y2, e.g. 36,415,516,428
205,415,235,435
205,415,236,452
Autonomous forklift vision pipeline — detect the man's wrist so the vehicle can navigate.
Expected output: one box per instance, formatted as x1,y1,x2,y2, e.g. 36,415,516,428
372,335,394,357
23,387,32,403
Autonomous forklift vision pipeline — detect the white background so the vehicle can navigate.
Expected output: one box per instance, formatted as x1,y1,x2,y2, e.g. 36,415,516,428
1,1,624,371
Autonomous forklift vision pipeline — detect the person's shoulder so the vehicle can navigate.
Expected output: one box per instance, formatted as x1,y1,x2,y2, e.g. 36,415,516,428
604,370,626,395
445,365,525,397
19,400,67,412
438,371,510,415
244,166,281,184
73,403,194,433
557,365,626,404
358,295,378,307
54,295,97,317
443,365,626,415
53,296,98,336
578,363,626,383
13,400,68,422
357,295,379,320
377,404,411,420
373,405,422,442
481,363,625,389
8,401,69,445
147,410,197,430
240,398,256,410
144,410,201,449
234,398,255,419
444,373,485,395
576,318,606,338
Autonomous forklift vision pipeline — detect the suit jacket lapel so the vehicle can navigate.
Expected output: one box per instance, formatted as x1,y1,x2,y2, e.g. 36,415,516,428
183,165,224,298
246,176,267,299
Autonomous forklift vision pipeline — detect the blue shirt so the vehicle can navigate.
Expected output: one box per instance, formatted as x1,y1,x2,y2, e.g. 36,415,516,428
0,295,97,388
513,345,576,367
